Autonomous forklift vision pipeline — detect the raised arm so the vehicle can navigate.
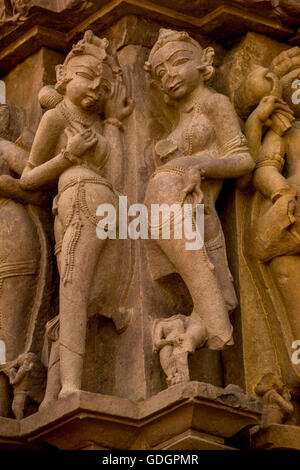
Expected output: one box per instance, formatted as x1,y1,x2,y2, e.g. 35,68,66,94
253,128,293,201
245,95,294,161
20,109,69,190
102,78,134,191
20,109,97,190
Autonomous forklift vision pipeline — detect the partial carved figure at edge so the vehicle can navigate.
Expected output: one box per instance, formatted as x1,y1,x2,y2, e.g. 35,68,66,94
236,47,300,391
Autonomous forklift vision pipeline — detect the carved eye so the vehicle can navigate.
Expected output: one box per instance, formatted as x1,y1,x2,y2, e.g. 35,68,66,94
173,58,189,66
76,72,94,80
102,83,110,93
157,69,166,79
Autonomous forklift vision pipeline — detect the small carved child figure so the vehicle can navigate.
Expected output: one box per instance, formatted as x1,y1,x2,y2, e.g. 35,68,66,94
255,373,294,427
5,352,46,420
153,315,207,387
1,0,31,22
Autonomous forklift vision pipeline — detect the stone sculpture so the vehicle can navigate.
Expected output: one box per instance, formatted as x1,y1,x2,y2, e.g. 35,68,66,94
2,0,300,450
0,102,54,418
0,0,31,23
144,29,255,383
153,315,206,387
0,352,46,420
268,0,300,18
20,31,133,401
255,373,294,426
236,47,300,390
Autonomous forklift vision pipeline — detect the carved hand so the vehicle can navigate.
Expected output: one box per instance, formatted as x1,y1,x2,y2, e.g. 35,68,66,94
182,168,204,203
0,174,22,198
286,198,297,224
154,338,174,352
65,126,98,160
22,362,33,373
104,77,134,122
8,367,17,384
255,96,294,126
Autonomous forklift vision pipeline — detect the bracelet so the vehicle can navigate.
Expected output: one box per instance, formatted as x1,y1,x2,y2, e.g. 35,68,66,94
61,149,79,164
104,118,123,131
256,153,285,172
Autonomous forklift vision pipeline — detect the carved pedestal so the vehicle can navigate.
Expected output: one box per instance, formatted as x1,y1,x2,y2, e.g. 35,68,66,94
0,382,262,450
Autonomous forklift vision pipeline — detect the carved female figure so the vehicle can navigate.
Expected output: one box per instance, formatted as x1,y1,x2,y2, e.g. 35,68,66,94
20,31,133,400
144,29,254,356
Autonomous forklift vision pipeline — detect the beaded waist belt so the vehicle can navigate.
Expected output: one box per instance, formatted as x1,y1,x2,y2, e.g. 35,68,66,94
59,176,113,195
151,166,186,179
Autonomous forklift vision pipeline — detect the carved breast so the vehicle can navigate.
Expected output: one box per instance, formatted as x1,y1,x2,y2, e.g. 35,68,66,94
184,115,216,156
82,131,110,173
165,105,216,159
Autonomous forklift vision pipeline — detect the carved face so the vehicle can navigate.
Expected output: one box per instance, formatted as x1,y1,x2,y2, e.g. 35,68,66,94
65,55,113,113
151,41,202,100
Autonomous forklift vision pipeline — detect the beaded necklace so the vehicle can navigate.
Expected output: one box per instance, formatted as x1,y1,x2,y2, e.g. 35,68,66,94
184,101,202,156
58,101,97,128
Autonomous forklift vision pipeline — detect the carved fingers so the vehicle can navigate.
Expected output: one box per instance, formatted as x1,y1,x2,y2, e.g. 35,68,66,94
105,77,134,121
64,126,98,160
270,46,300,78
287,198,297,224
182,168,202,194
0,174,21,198
256,95,294,124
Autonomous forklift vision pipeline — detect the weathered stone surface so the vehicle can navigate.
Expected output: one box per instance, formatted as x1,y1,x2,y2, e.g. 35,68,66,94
0,1,300,452
0,2,298,76
251,423,300,450
4,47,64,132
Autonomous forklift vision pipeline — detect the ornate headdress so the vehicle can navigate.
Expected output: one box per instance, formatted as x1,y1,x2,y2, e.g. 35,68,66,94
144,28,215,84
55,30,121,95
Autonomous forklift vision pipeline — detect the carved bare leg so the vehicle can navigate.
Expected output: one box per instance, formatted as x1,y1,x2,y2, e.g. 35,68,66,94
58,224,107,399
269,255,300,340
12,392,28,420
39,340,60,411
0,276,37,361
172,350,190,384
159,345,175,384
156,237,233,350
0,201,39,361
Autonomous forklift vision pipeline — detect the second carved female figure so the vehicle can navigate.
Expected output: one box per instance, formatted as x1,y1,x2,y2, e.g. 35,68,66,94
145,29,255,381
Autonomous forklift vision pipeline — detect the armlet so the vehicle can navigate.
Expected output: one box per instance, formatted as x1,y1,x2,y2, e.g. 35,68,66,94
219,134,249,159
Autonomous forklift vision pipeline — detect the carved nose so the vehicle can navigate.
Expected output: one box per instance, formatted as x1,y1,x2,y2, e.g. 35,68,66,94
166,66,176,78
90,77,101,90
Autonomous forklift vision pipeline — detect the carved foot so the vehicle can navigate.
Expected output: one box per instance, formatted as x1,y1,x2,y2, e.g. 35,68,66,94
167,373,189,387
58,387,79,400
39,397,57,412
